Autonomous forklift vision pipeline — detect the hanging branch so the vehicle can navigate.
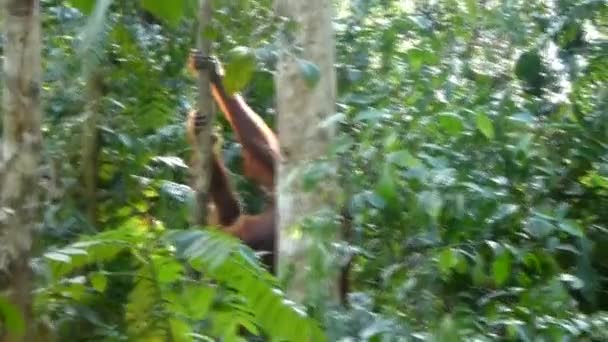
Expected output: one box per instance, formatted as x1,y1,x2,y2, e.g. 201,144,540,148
190,0,215,226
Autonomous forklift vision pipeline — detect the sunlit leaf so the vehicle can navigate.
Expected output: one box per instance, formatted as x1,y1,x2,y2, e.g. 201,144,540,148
90,273,108,292
354,109,385,122
438,248,458,276
224,46,257,94
152,156,188,169
169,319,192,341
475,112,495,139
140,0,185,26
557,220,584,237
155,257,184,284
472,255,487,286
0,296,25,337
438,112,464,136
559,273,584,290
525,217,555,238
418,190,443,220
436,315,458,342
492,252,511,286
387,150,423,169
407,48,434,72
44,252,71,263
182,285,215,320
465,0,478,18
375,163,399,207
69,0,96,14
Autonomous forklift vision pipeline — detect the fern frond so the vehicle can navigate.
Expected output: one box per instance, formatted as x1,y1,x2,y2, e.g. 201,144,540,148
170,229,326,342
38,219,145,279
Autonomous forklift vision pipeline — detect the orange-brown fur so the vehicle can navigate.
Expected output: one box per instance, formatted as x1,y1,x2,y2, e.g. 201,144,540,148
188,52,277,271
188,51,351,303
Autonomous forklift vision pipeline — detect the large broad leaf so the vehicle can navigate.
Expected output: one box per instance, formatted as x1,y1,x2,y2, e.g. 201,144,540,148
90,272,108,292
515,50,545,96
69,0,96,14
170,230,325,342
418,190,443,220
438,248,458,277
524,216,555,238
475,112,495,140
0,297,25,337
140,0,185,27
438,112,464,136
224,46,257,95
407,48,436,72
515,50,542,81
375,163,399,208
557,22,584,50
492,252,511,286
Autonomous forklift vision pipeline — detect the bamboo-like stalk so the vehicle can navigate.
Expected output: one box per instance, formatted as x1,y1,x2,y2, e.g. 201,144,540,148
80,70,104,227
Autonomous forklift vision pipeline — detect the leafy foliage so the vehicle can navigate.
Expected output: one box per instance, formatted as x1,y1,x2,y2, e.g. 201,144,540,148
35,0,320,340
329,0,608,339
26,0,608,340
172,229,325,341
35,219,323,341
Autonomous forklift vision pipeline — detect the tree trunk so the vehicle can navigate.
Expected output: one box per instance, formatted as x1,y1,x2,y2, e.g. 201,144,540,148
0,0,42,340
274,0,339,304
190,0,215,226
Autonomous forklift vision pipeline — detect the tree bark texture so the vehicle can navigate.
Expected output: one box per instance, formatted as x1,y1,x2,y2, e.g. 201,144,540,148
274,0,339,303
0,0,42,340
190,0,215,226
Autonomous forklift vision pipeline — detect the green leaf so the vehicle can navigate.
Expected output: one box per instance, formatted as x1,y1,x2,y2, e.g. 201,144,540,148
438,248,458,276
354,109,385,122
155,257,184,284
182,285,215,320
90,273,108,292
515,50,542,81
140,0,185,27
224,46,257,94
407,48,432,72
170,229,325,341
525,217,555,238
387,150,423,169
44,251,71,263
297,59,321,88
0,296,25,337
69,0,96,14
465,0,478,18
436,315,458,342
475,112,495,140
367,192,386,209
559,273,584,290
375,163,399,207
438,112,464,136
557,219,584,237
64,282,87,300
492,252,511,286
472,256,486,286
509,112,536,124
418,190,443,220
169,319,192,341
515,50,545,95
